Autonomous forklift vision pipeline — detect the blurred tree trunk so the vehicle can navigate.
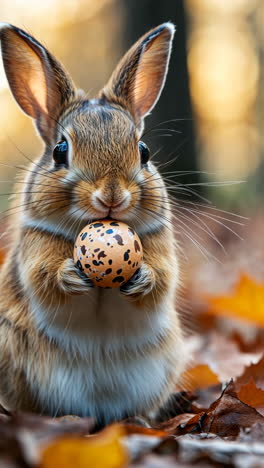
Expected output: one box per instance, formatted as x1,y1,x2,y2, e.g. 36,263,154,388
121,0,199,189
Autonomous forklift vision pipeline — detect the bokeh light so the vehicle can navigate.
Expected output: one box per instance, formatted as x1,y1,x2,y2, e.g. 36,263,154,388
185,0,262,187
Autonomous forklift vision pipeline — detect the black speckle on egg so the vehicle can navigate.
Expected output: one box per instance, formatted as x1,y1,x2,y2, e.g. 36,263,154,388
110,222,119,226
81,245,86,255
85,264,91,269
134,240,141,253
124,250,130,261
105,268,112,275
113,234,124,246
128,260,132,265
93,222,104,228
106,229,114,234
112,276,125,284
117,268,122,275
108,259,112,265
98,251,107,259
81,232,87,240
94,248,100,252
76,260,84,272
128,227,135,237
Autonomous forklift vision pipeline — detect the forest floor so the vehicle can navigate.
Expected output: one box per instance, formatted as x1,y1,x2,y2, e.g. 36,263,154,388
0,212,263,467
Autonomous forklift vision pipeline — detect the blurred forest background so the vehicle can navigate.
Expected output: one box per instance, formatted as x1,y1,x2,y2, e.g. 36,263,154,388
0,0,263,224
0,0,264,284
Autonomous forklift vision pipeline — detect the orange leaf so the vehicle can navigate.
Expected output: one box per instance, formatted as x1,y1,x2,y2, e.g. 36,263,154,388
40,424,128,468
0,249,5,265
236,357,264,390
179,364,220,391
237,378,264,416
205,274,264,326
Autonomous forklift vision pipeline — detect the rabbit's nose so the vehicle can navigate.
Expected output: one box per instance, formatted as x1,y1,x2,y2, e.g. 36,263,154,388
92,190,131,213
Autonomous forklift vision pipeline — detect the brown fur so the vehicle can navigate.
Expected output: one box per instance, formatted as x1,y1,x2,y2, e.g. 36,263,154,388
0,22,186,422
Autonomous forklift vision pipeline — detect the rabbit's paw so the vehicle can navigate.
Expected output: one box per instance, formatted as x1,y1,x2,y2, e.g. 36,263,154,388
58,258,93,295
120,263,155,298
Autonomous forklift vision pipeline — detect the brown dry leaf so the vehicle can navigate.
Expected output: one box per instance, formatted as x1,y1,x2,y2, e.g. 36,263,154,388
40,424,128,468
124,425,169,437
205,274,264,327
174,382,264,437
235,357,264,390
183,333,262,385
239,421,264,442
0,249,5,265
179,364,220,392
158,414,196,433
236,378,264,415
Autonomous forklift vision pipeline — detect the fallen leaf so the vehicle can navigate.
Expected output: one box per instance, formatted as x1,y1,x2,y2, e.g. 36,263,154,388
158,414,197,433
40,424,128,468
239,422,264,442
0,248,5,265
235,357,264,390
175,382,264,437
179,364,220,392
236,378,264,415
205,274,264,327
124,425,168,437
182,333,262,384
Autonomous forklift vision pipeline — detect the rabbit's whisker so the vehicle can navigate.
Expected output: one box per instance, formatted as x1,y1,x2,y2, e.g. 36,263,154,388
0,195,82,222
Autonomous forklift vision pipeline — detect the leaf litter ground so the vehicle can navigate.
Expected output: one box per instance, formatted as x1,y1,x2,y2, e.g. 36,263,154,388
0,213,264,467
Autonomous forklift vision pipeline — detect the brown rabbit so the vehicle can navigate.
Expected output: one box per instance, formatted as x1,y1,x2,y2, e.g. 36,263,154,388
0,22,186,424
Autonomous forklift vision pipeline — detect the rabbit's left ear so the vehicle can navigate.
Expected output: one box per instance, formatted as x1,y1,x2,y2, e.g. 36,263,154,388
0,24,76,142
101,22,175,127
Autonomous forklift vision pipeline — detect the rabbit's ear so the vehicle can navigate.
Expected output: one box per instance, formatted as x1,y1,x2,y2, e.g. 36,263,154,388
101,23,175,126
0,24,76,142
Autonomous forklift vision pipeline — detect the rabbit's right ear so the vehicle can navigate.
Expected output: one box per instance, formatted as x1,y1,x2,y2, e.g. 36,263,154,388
0,24,76,143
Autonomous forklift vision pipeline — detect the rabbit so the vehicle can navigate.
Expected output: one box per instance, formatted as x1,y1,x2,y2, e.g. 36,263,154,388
0,22,187,425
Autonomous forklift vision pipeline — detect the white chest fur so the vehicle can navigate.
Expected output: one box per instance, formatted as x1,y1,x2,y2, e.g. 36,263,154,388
29,290,181,422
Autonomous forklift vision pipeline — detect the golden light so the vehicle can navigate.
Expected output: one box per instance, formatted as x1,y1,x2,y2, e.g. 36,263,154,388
199,123,260,178
188,25,259,122
186,0,258,16
185,0,261,187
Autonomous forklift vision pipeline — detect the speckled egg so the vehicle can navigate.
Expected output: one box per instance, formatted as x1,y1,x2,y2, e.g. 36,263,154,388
74,220,143,288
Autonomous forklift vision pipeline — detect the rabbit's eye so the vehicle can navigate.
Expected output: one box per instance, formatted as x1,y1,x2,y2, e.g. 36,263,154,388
53,140,68,167
139,141,150,165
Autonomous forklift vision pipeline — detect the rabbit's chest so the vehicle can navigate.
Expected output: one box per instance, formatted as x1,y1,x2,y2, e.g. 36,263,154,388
34,344,169,421
32,289,163,351
30,291,172,420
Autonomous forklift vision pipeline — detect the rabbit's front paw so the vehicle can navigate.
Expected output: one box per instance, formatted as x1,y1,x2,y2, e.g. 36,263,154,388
58,258,93,295
120,263,155,298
